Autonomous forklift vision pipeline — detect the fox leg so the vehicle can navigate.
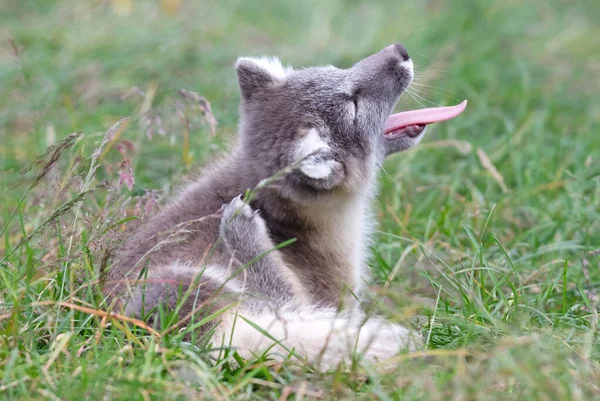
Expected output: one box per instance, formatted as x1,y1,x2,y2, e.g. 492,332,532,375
219,195,307,306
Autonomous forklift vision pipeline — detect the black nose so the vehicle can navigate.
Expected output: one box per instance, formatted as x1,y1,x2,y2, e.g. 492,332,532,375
394,43,410,61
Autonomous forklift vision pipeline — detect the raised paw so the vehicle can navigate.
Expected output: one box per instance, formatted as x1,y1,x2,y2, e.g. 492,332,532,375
219,195,271,261
220,195,249,218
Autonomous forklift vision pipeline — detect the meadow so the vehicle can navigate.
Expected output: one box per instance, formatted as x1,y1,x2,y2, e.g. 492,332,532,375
1,0,599,399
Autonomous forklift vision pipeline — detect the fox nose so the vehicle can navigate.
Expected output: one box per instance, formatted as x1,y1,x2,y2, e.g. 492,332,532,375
394,43,410,61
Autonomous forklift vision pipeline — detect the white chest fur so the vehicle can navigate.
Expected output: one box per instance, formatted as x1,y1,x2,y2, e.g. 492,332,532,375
300,193,373,293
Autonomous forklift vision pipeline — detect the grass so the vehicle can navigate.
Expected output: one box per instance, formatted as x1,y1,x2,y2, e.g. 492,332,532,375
1,0,599,399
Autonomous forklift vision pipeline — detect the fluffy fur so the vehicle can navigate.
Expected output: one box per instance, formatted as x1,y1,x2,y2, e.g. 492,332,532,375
106,43,425,369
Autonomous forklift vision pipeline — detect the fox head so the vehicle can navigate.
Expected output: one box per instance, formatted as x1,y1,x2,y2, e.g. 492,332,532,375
234,44,465,204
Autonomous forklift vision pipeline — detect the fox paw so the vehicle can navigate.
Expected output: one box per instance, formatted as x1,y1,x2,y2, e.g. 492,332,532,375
219,195,271,260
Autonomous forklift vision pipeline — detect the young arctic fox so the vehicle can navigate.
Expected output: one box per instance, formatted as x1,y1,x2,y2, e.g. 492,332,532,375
106,43,466,369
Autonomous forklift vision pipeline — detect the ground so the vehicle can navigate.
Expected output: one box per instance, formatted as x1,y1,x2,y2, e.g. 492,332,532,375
1,0,599,400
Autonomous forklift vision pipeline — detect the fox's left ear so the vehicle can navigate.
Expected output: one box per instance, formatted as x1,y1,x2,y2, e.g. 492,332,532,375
235,56,290,100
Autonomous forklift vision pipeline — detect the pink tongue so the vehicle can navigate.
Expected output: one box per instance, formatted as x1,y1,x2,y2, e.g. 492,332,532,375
385,100,467,134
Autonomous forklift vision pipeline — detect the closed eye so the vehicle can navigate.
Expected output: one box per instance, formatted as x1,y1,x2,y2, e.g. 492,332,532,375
350,94,360,128
342,91,359,124
350,89,361,121
344,98,357,123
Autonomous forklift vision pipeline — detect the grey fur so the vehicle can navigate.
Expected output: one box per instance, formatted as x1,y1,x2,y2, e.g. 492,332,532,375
106,44,424,369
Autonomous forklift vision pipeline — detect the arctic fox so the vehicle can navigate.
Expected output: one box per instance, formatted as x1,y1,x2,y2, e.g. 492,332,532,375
105,43,466,370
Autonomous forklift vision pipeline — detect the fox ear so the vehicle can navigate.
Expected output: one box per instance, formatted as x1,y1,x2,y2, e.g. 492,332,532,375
235,56,289,100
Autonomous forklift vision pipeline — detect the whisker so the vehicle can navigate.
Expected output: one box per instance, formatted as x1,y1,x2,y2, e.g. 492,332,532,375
412,64,456,78
409,84,461,102
406,89,444,107
381,166,395,183
422,66,455,75
406,87,437,99
406,86,430,95
405,90,428,109
416,54,435,62
409,91,444,107
411,82,457,95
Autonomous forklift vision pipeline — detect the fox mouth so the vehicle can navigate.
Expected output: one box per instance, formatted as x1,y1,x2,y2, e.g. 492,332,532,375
384,100,467,139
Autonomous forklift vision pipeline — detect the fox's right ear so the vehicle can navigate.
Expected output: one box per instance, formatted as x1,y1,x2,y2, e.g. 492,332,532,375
235,56,289,100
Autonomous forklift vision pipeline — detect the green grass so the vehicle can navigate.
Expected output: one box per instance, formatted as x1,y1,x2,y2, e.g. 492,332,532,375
1,0,600,399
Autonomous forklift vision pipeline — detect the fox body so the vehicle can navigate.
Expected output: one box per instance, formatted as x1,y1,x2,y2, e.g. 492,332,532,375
107,43,452,369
